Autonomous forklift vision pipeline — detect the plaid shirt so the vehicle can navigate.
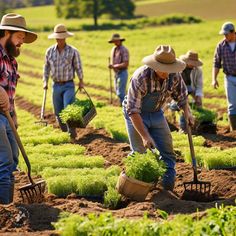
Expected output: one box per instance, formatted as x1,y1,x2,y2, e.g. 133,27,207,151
125,66,188,115
0,44,19,112
213,38,236,75
43,44,83,83
111,45,129,72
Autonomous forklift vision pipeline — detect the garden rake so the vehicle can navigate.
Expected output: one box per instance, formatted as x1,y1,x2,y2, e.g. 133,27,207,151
183,120,211,197
35,88,48,126
5,111,46,203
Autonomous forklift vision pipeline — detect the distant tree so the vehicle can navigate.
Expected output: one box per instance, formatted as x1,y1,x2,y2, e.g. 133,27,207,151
55,0,135,27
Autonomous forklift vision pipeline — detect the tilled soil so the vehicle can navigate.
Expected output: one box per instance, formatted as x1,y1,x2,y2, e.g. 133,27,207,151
0,97,235,235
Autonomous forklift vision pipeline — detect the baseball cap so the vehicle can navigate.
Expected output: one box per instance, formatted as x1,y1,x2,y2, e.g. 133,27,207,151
219,22,235,35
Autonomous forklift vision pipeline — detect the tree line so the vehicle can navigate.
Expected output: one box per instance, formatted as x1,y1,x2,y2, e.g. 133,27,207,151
1,0,135,27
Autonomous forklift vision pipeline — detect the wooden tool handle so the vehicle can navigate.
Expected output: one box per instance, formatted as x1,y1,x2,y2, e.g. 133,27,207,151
5,111,34,184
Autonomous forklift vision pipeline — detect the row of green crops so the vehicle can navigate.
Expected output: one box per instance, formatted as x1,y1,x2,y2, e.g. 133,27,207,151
54,204,236,236
17,108,122,206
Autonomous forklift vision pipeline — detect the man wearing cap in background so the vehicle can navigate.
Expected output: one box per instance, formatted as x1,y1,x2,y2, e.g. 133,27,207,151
122,45,194,191
43,24,84,143
108,33,129,105
212,22,236,131
0,13,37,204
169,50,203,133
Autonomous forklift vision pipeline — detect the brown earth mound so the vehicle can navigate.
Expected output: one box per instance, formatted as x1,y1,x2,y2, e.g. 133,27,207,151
0,97,235,235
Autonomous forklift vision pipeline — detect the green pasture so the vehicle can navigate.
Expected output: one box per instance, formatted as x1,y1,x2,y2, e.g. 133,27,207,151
17,20,230,112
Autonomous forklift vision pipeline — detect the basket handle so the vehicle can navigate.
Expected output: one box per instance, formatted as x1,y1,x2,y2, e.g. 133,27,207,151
74,87,95,106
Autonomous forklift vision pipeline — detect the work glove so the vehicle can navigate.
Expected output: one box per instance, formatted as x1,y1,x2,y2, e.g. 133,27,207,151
0,86,10,112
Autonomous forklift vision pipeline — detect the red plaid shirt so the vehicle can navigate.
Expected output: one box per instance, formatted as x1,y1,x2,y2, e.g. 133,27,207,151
0,45,19,112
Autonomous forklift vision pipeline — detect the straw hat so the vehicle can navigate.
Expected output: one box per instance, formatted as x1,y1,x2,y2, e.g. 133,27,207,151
48,24,74,39
142,45,186,73
0,13,37,43
108,33,125,43
179,51,203,67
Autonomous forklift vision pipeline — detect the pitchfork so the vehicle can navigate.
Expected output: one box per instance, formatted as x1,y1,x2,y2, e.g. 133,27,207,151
5,111,46,203
183,118,211,196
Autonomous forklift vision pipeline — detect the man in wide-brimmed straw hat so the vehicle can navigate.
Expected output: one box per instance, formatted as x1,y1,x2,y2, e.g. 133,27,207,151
169,50,204,133
108,33,129,105
122,45,194,191
43,24,84,143
213,22,236,131
0,13,37,204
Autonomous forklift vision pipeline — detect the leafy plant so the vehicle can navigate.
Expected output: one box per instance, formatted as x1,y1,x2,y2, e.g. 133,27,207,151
123,150,166,183
59,98,93,124
104,187,122,209
191,105,217,124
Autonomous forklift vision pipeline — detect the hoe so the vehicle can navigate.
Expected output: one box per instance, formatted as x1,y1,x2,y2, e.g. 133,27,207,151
35,89,48,126
183,120,211,197
5,111,46,203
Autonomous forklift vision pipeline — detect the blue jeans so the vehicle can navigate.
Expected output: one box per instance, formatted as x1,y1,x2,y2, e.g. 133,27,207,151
52,81,76,138
115,70,128,105
225,75,236,115
123,107,176,190
0,114,19,204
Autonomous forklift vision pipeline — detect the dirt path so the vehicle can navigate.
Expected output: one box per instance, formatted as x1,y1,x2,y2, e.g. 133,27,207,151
0,97,235,235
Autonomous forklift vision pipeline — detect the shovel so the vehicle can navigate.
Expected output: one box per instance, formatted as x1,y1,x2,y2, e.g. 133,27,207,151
183,120,211,197
35,89,48,126
108,57,113,104
5,111,46,203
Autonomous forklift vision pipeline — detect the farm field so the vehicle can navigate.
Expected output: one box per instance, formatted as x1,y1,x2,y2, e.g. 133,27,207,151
0,1,236,235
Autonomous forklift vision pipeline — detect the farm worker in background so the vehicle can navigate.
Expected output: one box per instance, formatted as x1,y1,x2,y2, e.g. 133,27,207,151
123,45,194,191
43,24,84,143
169,51,203,133
212,22,236,131
108,33,129,105
0,13,37,204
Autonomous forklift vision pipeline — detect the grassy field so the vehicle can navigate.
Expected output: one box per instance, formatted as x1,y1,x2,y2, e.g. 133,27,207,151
135,0,236,20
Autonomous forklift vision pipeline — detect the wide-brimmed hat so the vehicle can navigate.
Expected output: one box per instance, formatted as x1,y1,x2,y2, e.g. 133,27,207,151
48,24,74,39
108,33,125,43
219,22,235,35
142,45,186,73
179,51,203,67
0,13,37,43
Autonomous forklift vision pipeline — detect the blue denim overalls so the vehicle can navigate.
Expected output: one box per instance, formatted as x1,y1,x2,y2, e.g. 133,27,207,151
123,76,176,190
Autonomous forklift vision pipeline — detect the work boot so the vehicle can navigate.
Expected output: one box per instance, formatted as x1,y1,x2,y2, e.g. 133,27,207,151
9,182,14,203
229,115,236,131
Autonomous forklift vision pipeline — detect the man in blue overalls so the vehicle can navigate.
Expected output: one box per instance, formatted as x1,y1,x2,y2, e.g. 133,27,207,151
123,45,194,191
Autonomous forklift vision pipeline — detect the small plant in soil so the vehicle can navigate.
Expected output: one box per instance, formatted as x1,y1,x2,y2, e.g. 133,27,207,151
123,150,166,183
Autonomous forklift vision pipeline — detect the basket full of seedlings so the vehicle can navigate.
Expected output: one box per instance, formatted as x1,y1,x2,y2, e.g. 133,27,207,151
60,88,97,128
116,150,166,201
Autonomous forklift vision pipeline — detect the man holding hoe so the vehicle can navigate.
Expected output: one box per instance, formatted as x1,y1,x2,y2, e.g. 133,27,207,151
0,13,37,204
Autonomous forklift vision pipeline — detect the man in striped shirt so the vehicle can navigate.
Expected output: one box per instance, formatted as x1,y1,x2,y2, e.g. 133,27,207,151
212,22,236,131
43,24,84,143
108,33,129,105
0,13,37,204
123,45,194,191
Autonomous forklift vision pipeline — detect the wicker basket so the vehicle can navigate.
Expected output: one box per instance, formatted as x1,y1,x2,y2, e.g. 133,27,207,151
67,88,97,128
116,171,154,201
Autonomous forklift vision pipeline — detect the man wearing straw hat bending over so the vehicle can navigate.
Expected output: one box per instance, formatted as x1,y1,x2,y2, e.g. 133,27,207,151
0,13,37,204
43,24,84,143
123,45,194,191
169,50,203,133
108,33,129,105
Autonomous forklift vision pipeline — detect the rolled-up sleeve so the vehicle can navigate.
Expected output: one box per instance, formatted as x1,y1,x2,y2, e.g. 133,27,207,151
213,43,222,69
73,50,83,81
43,49,50,83
126,68,146,115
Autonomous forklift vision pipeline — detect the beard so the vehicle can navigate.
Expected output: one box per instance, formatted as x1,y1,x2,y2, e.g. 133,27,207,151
5,36,20,57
